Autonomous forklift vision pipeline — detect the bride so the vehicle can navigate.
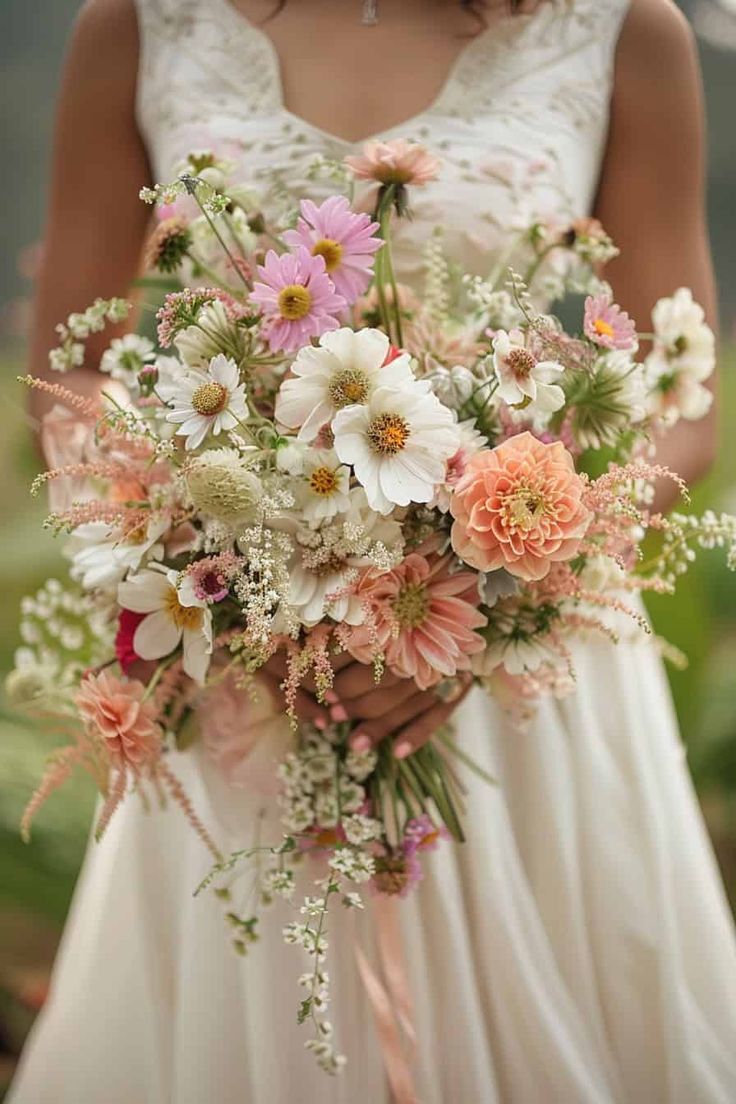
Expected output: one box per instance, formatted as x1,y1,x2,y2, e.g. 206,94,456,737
10,0,736,1101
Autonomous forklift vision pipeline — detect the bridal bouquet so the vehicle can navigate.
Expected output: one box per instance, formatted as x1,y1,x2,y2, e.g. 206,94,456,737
10,140,735,1074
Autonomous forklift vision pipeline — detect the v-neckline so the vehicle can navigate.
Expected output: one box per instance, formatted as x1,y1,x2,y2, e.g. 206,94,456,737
215,0,536,148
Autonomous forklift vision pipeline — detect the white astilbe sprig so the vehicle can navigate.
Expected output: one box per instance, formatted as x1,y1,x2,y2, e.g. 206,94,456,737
234,526,295,644
422,229,451,323
49,298,131,373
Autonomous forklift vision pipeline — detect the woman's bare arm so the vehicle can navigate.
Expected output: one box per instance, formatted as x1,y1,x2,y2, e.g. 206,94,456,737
594,0,718,509
28,0,151,425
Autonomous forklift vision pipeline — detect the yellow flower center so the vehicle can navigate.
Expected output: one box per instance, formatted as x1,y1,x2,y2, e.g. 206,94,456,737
367,412,410,455
392,582,429,629
277,284,312,320
594,318,615,338
309,466,339,496
311,238,344,273
328,368,370,409
503,487,549,532
164,586,204,632
191,381,228,416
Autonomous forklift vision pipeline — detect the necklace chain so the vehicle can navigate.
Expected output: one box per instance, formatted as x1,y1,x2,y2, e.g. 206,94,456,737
361,0,379,25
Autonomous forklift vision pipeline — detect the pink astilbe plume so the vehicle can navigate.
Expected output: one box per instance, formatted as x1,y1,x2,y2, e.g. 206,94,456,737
19,375,101,419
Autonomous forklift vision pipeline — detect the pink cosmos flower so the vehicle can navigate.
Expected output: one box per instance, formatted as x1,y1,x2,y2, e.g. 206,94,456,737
75,671,161,769
402,814,450,856
583,294,637,350
450,432,591,582
342,553,487,691
250,247,346,354
283,196,382,302
345,139,441,187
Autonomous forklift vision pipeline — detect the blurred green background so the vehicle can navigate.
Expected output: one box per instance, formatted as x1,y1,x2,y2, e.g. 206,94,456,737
0,0,735,1093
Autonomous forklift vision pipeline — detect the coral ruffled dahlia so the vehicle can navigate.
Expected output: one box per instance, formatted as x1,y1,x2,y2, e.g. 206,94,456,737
283,196,382,301
450,432,591,581
76,671,161,769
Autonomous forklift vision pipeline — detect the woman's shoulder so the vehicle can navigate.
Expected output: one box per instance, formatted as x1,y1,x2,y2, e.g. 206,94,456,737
67,0,140,83
617,0,697,66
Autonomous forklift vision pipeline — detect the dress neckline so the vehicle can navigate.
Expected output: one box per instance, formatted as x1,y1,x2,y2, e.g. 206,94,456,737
215,0,543,147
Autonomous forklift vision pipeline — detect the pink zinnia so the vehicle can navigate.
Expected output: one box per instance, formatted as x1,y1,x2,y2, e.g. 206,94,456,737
450,432,591,582
250,247,346,354
75,670,161,769
283,196,382,302
345,139,440,187
342,553,487,691
583,294,637,350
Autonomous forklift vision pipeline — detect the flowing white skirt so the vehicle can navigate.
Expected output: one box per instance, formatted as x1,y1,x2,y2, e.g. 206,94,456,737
9,627,736,1104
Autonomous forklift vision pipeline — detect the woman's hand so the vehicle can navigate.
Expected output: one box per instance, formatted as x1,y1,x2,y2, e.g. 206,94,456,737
260,651,472,758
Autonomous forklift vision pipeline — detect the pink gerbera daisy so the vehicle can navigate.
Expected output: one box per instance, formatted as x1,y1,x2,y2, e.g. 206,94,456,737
283,196,382,302
583,294,637,351
250,247,346,354
342,552,487,691
345,139,441,187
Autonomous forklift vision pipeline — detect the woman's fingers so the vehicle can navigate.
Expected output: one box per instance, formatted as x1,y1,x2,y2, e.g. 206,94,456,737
258,671,329,727
332,661,401,704
391,679,473,758
349,690,436,748
338,674,419,722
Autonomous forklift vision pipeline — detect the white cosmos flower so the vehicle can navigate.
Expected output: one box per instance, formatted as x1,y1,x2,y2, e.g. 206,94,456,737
332,382,460,514
275,327,414,441
288,488,403,626
66,519,166,591
492,329,565,420
100,334,155,388
163,353,248,450
118,566,213,684
644,288,715,425
300,449,352,523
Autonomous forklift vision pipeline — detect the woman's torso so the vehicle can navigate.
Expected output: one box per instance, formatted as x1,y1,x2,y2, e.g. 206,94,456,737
133,0,631,286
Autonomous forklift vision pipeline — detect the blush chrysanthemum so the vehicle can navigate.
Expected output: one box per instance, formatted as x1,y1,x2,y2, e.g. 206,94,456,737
250,246,346,354
342,552,487,690
450,432,592,581
283,196,382,302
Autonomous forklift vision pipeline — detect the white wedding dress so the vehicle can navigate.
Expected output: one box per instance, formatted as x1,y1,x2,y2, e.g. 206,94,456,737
10,1,736,1101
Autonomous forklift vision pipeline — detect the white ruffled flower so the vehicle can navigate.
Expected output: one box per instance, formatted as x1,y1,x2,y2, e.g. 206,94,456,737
100,334,155,388
428,363,476,409
492,329,565,420
163,354,248,450
118,566,213,684
472,633,563,678
333,383,460,514
299,449,352,523
66,519,167,591
174,299,243,367
275,327,414,441
644,288,715,425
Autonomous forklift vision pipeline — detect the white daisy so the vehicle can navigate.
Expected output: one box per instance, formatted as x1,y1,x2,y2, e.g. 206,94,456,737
118,566,213,684
275,327,414,441
300,449,352,523
100,334,155,388
332,383,460,514
163,353,248,450
66,519,167,591
644,288,715,425
492,329,565,421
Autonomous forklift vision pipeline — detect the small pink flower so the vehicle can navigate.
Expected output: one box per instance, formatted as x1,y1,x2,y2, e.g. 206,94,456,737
345,139,440,187
283,196,382,302
187,552,241,604
75,671,161,768
450,432,591,582
342,553,487,691
250,247,346,354
583,294,637,350
402,814,450,856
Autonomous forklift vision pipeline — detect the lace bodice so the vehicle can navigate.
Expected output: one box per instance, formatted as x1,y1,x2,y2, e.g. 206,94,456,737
133,0,630,285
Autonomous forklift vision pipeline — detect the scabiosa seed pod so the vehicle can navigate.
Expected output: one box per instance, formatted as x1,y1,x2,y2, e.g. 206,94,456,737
371,852,411,896
145,216,192,273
